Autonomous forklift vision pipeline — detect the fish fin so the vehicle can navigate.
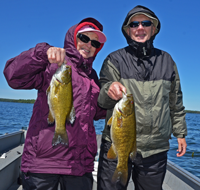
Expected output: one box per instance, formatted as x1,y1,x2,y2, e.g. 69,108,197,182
47,110,55,124
192,152,194,158
107,144,117,159
52,131,69,147
54,85,59,95
46,86,50,94
117,115,123,128
130,142,137,161
107,117,113,126
112,168,128,186
67,105,76,125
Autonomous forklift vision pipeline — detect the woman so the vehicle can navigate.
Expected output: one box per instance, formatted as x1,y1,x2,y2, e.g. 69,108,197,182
4,17,107,190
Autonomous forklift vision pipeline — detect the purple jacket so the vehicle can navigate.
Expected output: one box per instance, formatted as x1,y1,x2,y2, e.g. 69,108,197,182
3,18,106,176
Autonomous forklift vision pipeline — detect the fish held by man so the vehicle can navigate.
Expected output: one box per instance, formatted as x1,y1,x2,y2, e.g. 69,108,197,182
46,63,75,147
107,92,137,186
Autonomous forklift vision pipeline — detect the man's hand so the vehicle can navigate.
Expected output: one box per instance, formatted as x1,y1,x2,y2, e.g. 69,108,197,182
47,47,66,66
176,138,187,157
108,82,126,101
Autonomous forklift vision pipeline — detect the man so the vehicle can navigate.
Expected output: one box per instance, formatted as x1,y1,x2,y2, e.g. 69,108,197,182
97,5,187,190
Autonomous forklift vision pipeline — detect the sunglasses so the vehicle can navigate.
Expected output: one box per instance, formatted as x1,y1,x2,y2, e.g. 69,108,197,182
129,20,152,28
77,33,101,48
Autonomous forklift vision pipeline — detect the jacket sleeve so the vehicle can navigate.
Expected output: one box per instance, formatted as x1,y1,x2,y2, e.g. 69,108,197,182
3,43,52,90
93,105,107,121
98,56,121,109
89,69,107,120
169,61,187,138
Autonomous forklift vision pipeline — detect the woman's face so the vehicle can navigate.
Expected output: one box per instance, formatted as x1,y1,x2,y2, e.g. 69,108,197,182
76,32,99,59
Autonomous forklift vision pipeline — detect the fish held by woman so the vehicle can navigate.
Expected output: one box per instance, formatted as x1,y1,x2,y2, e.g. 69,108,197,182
107,92,137,186
46,63,75,147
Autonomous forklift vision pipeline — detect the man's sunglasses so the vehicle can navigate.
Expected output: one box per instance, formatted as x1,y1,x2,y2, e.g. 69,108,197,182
129,20,152,28
77,33,101,49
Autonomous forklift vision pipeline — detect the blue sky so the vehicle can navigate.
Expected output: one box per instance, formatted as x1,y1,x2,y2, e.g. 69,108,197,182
0,0,200,111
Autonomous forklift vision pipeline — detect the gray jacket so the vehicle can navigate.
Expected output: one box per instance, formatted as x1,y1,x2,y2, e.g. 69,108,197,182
98,5,187,158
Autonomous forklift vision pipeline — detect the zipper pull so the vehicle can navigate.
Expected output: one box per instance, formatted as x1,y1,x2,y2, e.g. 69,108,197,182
143,47,146,56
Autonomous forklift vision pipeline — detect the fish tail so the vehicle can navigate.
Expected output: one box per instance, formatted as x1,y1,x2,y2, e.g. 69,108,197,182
47,110,55,124
52,131,69,147
112,168,128,186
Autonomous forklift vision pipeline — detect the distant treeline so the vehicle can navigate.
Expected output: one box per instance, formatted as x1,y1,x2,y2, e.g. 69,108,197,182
0,98,35,104
0,98,200,113
185,110,200,114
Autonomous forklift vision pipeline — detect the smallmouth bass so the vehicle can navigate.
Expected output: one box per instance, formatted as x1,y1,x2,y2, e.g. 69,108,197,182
47,63,75,147
107,92,137,186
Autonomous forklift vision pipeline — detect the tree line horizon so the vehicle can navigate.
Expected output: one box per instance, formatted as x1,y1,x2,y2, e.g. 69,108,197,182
0,98,199,114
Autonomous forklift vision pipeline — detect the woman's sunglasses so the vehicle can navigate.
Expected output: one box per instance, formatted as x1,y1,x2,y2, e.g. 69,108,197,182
129,20,152,28
77,33,101,49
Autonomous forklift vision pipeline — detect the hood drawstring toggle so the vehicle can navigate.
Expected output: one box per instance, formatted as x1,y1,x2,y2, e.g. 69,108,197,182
143,47,147,56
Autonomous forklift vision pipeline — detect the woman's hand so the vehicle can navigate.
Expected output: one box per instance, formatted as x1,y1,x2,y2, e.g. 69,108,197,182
47,47,66,66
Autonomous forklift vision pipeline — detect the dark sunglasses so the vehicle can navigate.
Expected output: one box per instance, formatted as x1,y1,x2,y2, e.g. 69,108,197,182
129,20,152,28
77,33,101,48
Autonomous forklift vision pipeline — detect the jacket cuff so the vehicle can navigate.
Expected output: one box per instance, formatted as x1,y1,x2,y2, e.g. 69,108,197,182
35,42,52,62
176,134,186,138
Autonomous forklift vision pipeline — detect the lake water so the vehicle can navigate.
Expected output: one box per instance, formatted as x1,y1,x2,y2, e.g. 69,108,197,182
0,101,200,179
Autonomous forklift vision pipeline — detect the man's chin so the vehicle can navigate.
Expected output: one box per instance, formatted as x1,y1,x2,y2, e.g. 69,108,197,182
136,38,146,43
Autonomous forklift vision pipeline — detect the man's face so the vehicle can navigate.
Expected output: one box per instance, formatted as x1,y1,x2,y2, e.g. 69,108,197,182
127,14,156,43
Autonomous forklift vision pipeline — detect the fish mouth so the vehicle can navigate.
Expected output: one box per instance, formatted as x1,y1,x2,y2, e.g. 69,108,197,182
55,77,62,83
118,108,123,114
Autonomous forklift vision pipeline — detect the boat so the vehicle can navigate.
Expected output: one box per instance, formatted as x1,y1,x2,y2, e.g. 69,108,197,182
0,130,200,190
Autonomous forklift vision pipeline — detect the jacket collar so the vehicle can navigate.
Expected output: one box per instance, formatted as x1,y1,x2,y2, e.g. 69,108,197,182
128,36,154,58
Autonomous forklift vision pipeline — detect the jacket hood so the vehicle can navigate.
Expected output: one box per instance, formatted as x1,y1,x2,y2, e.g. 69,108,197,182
64,17,105,75
121,5,161,58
